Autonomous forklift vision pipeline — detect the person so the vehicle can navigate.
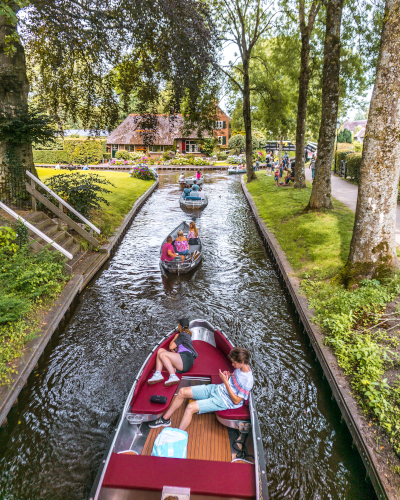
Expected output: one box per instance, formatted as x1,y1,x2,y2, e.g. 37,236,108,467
196,170,202,180
310,157,316,179
147,318,198,386
174,230,190,256
274,165,280,187
55,163,61,170
183,185,192,200
161,235,184,262
179,172,185,183
187,221,199,240
149,347,254,430
255,159,260,171
283,152,289,165
266,156,272,176
191,180,200,192
82,164,89,171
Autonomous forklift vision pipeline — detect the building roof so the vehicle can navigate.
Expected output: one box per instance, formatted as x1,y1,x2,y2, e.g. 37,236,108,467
354,126,366,139
63,129,109,137
341,120,367,132
107,114,208,145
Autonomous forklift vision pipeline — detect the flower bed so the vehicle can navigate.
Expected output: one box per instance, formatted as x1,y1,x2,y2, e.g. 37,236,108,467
169,154,212,166
129,165,157,180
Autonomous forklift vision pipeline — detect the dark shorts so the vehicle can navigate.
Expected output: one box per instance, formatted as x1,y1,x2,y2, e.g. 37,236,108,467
177,352,194,373
274,175,279,181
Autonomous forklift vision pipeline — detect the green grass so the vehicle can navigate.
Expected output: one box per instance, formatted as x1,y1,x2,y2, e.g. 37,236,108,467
37,168,154,242
245,174,355,279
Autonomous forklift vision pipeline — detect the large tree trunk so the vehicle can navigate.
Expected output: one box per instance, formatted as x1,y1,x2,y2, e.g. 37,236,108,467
344,0,400,284
307,0,344,210
243,57,255,182
0,12,37,207
294,30,310,189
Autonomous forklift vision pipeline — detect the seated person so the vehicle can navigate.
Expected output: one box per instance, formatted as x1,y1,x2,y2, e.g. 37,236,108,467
183,185,192,199
187,221,199,241
196,169,202,180
174,230,189,256
148,318,198,387
161,236,184,262
149,347,253,430
191,181,200,192
179,172,185,183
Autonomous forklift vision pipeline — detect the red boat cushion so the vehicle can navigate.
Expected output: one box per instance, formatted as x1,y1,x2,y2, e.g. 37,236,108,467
185,340,232,377
102,454,255,499
130,371,180,414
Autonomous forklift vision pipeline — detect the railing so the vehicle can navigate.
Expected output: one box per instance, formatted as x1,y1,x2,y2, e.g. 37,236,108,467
25,171,100,249
0,201,74,260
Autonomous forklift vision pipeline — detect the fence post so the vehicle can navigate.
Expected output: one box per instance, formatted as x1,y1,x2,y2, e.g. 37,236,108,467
30,177,37,211
89,227,94,251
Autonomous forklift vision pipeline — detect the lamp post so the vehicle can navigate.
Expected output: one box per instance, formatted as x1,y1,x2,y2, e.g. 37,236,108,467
334,119,341,174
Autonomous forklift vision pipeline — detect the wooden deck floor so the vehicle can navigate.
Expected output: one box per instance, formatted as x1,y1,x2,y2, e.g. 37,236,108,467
142,400,231,462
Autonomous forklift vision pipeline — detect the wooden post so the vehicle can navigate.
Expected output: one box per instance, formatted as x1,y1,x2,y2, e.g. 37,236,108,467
89,227,94,251
30,177,37,211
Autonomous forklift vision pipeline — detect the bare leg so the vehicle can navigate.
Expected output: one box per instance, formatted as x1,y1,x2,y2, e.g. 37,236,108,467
155,348,167,372
164,387,193,420
159,350,183,374
179,401,200,431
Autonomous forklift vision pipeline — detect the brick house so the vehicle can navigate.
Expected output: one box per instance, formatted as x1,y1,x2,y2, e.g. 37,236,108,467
106,108,230,158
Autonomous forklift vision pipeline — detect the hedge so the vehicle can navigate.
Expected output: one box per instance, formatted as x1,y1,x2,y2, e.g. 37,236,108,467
63,138,107,164
346,153,362,183
33,150,69,164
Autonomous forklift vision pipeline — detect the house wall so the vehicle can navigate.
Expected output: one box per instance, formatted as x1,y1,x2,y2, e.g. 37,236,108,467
213,108,231,149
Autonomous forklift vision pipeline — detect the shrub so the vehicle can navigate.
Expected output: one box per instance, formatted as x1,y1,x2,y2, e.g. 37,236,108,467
217,153,228,161
33,150,69,164
33,137,64,150
337,128,353,143
129,165,157,181
354,142,363,152
346,153,362,183
169,154,212,166
202,138,216,156
227,134,259,151
335,149,352,168
0,226,18,253
103,153,111,160
63,138,106,164
45,173,115,219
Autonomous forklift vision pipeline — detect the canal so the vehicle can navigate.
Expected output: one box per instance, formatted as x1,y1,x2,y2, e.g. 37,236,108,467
0,172,376,500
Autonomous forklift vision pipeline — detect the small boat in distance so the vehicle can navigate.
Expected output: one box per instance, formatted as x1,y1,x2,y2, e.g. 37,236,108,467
160,221,203,274
179,176,204,187
228,165,247,174
180,190,208,210
88,319,269,500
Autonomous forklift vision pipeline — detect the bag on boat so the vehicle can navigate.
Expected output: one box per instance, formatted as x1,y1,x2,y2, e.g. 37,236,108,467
151,428,188,459
188,238,199,245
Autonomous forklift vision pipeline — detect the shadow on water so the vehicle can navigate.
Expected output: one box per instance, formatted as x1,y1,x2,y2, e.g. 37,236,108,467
0,171,376,500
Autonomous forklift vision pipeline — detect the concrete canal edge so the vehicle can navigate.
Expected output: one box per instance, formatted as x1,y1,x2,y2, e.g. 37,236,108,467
241,177,396,500
0,178,159,427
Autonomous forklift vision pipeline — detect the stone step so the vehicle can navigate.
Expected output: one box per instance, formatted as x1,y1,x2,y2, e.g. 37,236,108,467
65,250,88,274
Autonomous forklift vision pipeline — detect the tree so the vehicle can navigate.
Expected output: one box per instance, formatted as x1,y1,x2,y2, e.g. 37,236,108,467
337,128,353,143
344,0,400,284
212,0,275,182
307,0,344,210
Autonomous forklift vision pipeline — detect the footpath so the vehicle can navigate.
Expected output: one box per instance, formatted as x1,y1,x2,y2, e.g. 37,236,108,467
305,167,400,246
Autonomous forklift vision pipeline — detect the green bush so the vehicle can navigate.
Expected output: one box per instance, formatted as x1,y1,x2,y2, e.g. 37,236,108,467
103,153,111,160
217,153,228,161
33,150,69,164
169,154,212,166
338,128,353,143
33,137,64,150
227,134,259,151
129,165,157,181
346,153,362,183
63,138,106,164
202,138,216,156
0,226,18,253
335,150,352,168
354,142,363,152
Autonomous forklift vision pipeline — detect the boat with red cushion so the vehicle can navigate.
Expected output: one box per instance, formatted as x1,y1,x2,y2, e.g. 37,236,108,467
89,319,269,500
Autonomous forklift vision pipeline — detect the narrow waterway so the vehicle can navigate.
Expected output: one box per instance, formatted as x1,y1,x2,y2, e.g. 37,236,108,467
0,172,376,500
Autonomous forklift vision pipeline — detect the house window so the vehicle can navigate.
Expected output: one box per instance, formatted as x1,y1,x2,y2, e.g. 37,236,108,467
112,144,118,151
185,141,200,153
218,136,227,145
215,121,224,129
149,145,165,152
125,145,135,152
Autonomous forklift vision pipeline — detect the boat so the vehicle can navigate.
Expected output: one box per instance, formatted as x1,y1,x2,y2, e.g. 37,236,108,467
89,319,269,500
179,190,208,210
160,221,203,274
228,166,247,174
179,176,204,187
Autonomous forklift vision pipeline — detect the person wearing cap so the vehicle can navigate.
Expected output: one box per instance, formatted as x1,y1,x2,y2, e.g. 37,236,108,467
147,318,198,387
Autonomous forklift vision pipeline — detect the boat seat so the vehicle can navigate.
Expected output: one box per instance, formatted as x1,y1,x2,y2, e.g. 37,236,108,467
131,370,180,415
186,196,201,200
189,244,201,253
102,454,256,499
185,340,232,377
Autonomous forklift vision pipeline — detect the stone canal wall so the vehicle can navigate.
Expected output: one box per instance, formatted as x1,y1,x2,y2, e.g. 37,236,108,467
0,179,159,427
241,177,396,500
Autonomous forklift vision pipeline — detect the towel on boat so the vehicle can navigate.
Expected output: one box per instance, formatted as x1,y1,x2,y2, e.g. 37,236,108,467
151,428,188,459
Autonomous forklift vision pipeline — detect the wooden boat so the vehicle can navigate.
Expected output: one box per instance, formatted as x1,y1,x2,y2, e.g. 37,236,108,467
179,176,204,187
89,319,269,500
228,166,247,174
160,221,203,274
179,191,208,210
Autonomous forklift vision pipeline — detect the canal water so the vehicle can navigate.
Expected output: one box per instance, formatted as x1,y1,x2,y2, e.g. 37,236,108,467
0,173,376,500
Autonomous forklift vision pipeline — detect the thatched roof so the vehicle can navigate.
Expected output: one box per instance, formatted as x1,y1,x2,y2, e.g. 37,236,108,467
342,119,367,132
107,114,206,145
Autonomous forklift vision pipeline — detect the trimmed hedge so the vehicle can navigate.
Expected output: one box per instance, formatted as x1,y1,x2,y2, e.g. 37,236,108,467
335,150,352,167
346,153,362,183
63,138,107,164
33,150,69,164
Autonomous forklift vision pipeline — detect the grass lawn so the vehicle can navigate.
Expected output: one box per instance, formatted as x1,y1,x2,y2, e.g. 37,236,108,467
37,168,155,242
245,174,355,280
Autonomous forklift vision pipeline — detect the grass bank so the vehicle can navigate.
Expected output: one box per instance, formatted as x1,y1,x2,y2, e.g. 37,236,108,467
37,168,155,243
246,174,400,475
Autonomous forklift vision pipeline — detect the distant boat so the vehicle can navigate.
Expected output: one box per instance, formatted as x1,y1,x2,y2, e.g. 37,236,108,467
88,319,269,500
228,166,247,174
179,176,204,187
180,191,208,210
160,221,203,274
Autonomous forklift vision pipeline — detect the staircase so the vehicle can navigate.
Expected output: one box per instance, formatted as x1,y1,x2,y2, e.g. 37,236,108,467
23,211,87,273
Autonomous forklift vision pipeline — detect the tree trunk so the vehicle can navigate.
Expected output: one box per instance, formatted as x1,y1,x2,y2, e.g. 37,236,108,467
294,30,310,189
0,12,37,207
345,0,400,284
279,132,283,163
307,0,344,210
243,57,255,182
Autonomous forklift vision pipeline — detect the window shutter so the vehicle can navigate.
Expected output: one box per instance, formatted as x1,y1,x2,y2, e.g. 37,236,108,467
182,140,185,152
223,136,226,145
223,121,226,129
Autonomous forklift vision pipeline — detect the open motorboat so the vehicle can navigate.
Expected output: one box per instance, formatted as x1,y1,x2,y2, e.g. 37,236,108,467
89,319,269,500
179,176,204,187
160,221,203,274
180,190,208,210
228,165,247,174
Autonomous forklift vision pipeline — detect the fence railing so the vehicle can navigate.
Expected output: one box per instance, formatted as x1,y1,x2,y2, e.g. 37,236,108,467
0,201,74,260
25,171,100,249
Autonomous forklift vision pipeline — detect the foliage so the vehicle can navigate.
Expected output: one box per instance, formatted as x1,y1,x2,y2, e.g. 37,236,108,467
202,138,216,156
129,165,156,181
346,153,363,183
0,226,18,253
16,219,29,248
33,150,69,164
169,154,212,166
115,150,143,161
354,141,363,152
104,153,111,160
63,138,106,165
33,137,64,150
227,134,259,152
335,149,353,167
337,128,353,143
45,173,114,219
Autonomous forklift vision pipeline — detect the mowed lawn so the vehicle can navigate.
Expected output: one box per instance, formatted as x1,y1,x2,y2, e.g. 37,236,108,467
245,174,355,280
37,168,155,240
